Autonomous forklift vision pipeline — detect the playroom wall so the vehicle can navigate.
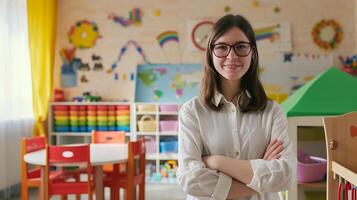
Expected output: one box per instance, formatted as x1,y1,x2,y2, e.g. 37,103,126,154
53,0,356,101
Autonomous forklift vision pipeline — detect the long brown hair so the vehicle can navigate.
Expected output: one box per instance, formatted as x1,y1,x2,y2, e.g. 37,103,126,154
200,14,267,112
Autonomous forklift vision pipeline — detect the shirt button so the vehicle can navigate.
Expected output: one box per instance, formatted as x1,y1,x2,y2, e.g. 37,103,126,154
235,151,240,156
231,109,235,113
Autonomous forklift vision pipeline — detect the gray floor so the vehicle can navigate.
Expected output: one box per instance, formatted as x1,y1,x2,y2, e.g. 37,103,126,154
13,184,186,200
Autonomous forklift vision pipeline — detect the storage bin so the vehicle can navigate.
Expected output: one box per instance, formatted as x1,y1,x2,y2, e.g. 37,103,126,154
159,105,178,112
87,111,96,116
70,126,79,132
117,105,130,110
97,105,108,111
53,105,69,111
145,139,156,154
117,121,130,126
137,104,156,112
54,116,69,121
160,141,178,153
97,126,108,131
87,126,96,132
69,111,79,116
79,126,87,132
137,115,156,132
53,110,68,116
87,105,96,111
97,121,108,126
107,111,116,116
159,120,178,132
97,111,108,116
87,116,96,121
54,126,69,132
297,151,327,183
54,120,69,126
69,106,79,111
87,121,96,126
116,126,130,132
97,116,108,121
108,126,117,131
116,110,130,116
116,115,130,121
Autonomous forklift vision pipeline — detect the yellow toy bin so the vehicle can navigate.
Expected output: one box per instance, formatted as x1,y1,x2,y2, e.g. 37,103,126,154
137,115,156,132
137,104,156,112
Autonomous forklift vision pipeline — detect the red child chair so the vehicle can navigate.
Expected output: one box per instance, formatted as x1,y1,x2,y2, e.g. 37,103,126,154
45,144,94,200
103,139,146,200
91,130,126,144
21,136,46,200
91,130,127,199
91,130,126,171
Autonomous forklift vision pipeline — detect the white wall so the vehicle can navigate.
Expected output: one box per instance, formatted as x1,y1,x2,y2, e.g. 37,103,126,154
53,0,356,101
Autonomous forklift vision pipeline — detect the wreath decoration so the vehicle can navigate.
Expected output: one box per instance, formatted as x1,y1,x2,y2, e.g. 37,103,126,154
311,20,343,51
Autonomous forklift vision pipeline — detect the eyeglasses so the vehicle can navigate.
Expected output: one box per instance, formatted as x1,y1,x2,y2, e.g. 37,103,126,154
212,42,254,58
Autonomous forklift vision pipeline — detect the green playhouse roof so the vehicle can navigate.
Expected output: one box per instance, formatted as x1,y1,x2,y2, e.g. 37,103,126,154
281,67,357,117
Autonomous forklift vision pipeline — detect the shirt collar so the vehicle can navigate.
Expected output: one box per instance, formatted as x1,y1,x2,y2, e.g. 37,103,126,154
213,90,251,107
213,91,224,107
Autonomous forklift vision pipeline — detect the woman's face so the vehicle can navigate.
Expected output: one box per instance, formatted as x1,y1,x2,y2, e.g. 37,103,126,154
212,27,252,83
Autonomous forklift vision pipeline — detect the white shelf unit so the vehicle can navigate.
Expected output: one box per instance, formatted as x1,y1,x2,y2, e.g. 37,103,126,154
286,116,327,200
133,103,180,184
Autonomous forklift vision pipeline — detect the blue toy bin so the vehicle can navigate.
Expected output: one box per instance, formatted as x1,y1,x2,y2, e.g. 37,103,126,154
116,126,130,132
87,126,97,132
79,126,87,132
70,126,79,132
54,126,69,132
108,126,117,131
160,141,178,153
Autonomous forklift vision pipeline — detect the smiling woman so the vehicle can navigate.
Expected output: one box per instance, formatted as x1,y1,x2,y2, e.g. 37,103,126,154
177,14,296,200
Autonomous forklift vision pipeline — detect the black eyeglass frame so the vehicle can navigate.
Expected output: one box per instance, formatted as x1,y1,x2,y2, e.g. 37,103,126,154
211,42,255,58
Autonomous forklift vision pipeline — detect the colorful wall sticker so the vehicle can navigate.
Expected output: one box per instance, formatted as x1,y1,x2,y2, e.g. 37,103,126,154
156,31,180,62
255,24,280,42
60,47,80,87
68,20,101,49
156,31,179,47
254,22,292,51
107,40,150,73
311,19,343,51
108,8,143,27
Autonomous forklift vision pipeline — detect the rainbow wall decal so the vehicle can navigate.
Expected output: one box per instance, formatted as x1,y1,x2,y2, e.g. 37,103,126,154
156,31,179,47
255,24,280,41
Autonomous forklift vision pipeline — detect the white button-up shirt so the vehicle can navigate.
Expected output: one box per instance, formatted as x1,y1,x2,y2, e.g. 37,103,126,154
177,93,296,200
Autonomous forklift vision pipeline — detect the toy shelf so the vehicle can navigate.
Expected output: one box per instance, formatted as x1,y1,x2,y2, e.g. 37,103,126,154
134,103,180,184
48,101,133,145
48,101,181,185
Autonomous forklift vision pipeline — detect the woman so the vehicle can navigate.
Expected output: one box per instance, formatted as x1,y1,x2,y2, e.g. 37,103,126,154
177,14,296,200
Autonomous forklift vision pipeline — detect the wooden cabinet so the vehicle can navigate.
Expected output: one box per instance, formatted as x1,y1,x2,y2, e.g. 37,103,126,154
287,116,327,200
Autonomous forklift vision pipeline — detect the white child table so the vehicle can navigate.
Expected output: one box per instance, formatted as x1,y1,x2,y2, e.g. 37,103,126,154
24,143,128,200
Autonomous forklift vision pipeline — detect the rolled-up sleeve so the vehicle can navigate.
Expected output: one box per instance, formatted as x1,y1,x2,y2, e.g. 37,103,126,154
177,103,232,200
247,103,296,194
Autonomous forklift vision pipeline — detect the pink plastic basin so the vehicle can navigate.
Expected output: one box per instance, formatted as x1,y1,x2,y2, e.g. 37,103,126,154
159,105,178,112
159,120,178,132
297,156,327,183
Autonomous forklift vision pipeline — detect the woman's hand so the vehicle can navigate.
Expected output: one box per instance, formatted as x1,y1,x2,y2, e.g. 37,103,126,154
202,155,221,170
262,139,284,160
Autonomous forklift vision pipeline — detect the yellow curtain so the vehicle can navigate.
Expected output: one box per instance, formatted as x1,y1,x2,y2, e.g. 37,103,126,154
28,0,57,136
